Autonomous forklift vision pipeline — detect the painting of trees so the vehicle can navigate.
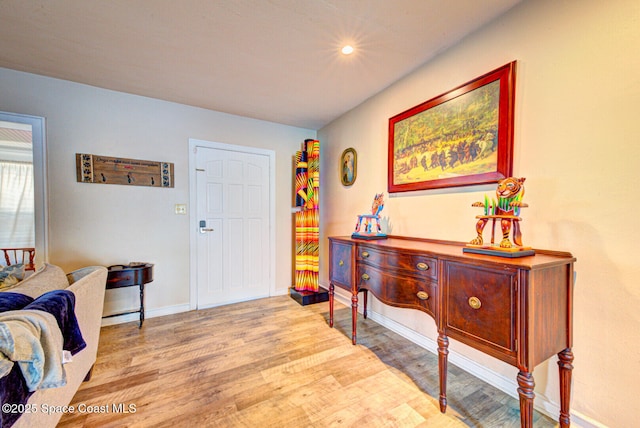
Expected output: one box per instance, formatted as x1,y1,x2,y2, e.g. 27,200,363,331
392,80,501,186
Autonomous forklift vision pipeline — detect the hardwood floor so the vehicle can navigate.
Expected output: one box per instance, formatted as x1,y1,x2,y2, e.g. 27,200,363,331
59,296,556,427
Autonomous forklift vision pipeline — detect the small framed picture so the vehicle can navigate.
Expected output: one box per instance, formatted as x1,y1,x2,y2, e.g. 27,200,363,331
340,148,357,186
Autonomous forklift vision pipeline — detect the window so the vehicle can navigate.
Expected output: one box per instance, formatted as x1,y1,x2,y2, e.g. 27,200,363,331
0,113,47,263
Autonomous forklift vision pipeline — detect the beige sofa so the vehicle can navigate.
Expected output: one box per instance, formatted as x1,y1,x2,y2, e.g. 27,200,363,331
0,263,107,428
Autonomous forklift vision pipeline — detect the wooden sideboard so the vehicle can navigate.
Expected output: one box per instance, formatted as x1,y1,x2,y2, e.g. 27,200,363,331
328,235,575,428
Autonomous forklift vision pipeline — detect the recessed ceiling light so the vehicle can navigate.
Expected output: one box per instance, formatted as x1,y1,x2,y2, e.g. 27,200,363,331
341,45,354,55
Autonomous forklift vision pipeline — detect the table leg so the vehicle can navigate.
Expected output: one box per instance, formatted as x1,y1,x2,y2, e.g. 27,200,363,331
139,283,145,328
351,292,358,345
329,282,335,328
517,370,535,428
363,289,368,319
437,333,449,412
558,348,574,428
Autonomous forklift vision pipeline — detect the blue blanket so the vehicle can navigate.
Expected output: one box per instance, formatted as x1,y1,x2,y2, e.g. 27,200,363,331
23,290,86,356
0,293,34,313
0,293,34,428
0,365,31,428
0,290,85,428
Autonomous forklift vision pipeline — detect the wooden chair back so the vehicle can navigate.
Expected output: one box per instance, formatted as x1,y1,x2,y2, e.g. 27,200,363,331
2,247,36,271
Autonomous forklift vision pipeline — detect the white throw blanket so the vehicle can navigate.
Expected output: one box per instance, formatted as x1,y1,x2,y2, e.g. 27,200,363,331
0,309,67,391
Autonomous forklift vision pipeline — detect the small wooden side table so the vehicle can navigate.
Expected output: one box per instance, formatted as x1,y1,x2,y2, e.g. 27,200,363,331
104,263,154,328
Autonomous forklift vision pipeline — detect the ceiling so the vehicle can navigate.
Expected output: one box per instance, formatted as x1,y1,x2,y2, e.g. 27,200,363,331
0,0,521,130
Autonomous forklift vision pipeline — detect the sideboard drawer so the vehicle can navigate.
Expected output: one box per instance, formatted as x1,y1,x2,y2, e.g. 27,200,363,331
330,241,353,289
357,265,385,298
386,253,437,280
358,265,436,317
444,262,517,361
357,245,384,265
359,246,437,279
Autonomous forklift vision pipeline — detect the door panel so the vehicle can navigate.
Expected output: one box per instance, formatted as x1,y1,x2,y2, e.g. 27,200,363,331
196,146,270,308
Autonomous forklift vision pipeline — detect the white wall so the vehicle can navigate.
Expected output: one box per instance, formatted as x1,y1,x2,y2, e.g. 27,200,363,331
0,67,314,319
318,0,639,427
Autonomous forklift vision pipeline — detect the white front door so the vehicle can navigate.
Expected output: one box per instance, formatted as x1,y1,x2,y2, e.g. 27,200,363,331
193,142,273,308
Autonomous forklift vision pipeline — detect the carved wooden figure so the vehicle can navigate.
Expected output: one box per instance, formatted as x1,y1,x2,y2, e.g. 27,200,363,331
353,193,386,239
469,177,528,249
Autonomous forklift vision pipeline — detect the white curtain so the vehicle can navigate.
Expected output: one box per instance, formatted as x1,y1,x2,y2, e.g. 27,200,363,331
0,161,35,248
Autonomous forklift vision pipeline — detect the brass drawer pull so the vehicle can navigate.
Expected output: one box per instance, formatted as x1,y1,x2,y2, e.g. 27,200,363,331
417,291,429,300
361,273,370,281
416,262,429,271
468,296,482,309
362,251,370,258
339,260,344,266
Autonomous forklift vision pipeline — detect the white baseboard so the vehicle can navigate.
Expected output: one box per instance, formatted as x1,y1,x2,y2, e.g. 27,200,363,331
330,289,600,428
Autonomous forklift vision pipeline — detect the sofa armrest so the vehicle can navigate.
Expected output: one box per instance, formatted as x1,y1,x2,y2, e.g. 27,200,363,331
66,266,107,362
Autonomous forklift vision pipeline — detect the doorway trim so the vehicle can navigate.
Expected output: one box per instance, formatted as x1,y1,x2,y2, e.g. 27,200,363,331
0,111,48,264
188,138,276,310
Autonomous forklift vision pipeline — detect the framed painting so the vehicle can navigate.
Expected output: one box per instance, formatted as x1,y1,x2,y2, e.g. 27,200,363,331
388,61,516,193
341,147,357,186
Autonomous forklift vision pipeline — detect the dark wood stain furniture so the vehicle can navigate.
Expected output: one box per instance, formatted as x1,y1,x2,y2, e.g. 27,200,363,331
1,247,36,271
328,235,575,428
104,263,154,328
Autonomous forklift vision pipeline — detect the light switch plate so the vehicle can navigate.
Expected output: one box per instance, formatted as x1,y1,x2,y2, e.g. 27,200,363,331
175,204,187,215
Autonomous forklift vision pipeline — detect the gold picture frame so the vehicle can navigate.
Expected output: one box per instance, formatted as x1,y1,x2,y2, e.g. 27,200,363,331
340,148,357,186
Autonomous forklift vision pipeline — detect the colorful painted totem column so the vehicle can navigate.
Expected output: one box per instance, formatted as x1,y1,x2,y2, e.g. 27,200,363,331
294,139,320,292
